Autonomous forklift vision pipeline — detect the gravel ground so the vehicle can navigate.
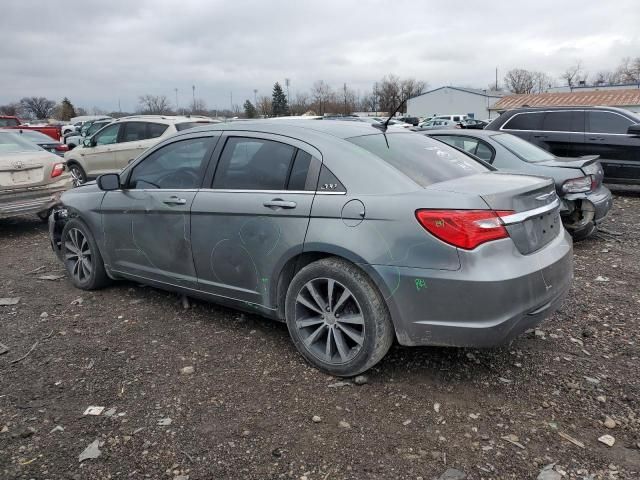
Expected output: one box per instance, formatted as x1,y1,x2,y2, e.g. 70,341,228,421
1,193,639,480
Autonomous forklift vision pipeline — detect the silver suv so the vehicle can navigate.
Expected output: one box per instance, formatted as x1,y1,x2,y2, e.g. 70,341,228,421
64,115,219,186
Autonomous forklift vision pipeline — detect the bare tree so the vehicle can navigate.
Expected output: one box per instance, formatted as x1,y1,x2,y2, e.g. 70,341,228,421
399,78,426,113
561,61,586,89
20,97,56,119
532,71,554,93
503,69,535,94
619,57,640,84
311,80,331,115
0,102,22,117
595,69,623,86
256,95,272,117
289,92,310,115
138,94,173,114
190,98,208,115
377,74,401,113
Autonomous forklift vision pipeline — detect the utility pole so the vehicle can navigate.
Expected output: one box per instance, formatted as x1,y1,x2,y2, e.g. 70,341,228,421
343,83,347,115
285,78,290,105
495,67,498,91
174,88,179,113
230,92,233,113
192,85,195,112
253,89,258,105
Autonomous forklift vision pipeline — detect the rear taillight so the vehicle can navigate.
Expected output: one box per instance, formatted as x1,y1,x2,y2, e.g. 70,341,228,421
51,163,65,178
55,144,69,152
561,176,592,193
415,209,514,250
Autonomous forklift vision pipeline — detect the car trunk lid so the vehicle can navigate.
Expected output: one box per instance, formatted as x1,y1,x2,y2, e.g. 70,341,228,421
0,152,53,191
536,155,604,188
427,172,561,254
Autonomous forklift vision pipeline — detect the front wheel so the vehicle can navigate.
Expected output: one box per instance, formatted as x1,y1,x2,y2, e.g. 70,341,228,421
285,257,394,377
68,163,87,187
61,219,110,290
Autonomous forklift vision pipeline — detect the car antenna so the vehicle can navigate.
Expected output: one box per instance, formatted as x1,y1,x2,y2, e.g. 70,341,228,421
373,97,408,132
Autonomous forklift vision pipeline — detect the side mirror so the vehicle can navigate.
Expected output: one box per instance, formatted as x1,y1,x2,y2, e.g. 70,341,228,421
97,173,120,191
627,124,640,136
83,138,93,147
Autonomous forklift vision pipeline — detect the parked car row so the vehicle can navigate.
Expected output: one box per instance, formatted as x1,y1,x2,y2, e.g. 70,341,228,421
2,108,632,377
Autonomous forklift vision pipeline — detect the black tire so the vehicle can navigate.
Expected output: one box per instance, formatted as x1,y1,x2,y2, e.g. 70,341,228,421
68,163,86,187
568,222,596,241
285,257,394,377
61,218,110,290
36,209,51,222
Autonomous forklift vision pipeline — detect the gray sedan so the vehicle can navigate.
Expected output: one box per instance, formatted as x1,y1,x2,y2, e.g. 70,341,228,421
424,130,612,239
49,121,573,376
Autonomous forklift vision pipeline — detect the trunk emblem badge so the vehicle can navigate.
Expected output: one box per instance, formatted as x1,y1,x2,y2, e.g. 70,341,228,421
12,160,25,169
535,192,554,201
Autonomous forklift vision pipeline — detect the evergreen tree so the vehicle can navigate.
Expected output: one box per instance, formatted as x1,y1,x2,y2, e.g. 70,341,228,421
60,97,76,121
271,82,289,117
243,99,257,118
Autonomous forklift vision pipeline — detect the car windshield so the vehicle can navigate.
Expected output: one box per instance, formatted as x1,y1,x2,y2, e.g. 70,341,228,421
348,133,488,187
0,132,43,153
86,122,109,136
491,133,555,163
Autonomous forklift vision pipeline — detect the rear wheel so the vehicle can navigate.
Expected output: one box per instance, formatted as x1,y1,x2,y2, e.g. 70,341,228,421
285,257,394,377
61,219,110,290
68,163,86,187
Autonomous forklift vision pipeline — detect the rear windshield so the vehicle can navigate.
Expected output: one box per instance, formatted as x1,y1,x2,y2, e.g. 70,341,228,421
17,130,52,142
348,133,488,187
175,121,213,131
0,132,43,153
491,133,555,163
0,118,20,127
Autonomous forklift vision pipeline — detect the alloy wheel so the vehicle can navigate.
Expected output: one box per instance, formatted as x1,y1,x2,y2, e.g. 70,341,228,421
64,228,92,283
69,165,85,187
294,278,365,365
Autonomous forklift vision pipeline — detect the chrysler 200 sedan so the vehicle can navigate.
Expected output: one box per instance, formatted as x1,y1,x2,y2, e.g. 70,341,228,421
49,121,573,376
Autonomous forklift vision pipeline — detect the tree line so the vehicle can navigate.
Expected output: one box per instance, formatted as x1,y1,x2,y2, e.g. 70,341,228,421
501,56,640,94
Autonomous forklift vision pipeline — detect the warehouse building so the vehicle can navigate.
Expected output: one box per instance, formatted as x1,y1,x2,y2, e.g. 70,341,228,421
407,86,506,120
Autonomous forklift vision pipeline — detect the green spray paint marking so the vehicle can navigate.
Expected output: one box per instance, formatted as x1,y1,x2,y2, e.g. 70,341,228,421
415,279,427,291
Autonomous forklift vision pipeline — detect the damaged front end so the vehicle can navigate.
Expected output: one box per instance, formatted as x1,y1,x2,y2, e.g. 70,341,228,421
48,206,69,259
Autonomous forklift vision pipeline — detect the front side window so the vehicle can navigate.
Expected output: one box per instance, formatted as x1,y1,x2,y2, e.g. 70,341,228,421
587,111,633,134
491,133,555,163
503,112,544,131
213,137,296,190
348,133,487,187
128,138,211,189
93,124,121,146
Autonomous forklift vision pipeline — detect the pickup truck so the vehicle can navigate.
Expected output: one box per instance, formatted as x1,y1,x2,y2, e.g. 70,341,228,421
0,115,62,141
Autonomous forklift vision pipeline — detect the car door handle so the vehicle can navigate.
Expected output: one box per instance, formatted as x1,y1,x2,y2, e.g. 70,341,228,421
163,196,187,206
587,137,604,141
533,135,547,138
263,199,297,209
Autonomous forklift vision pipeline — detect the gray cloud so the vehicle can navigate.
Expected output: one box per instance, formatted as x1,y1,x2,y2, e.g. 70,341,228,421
1,0,639,112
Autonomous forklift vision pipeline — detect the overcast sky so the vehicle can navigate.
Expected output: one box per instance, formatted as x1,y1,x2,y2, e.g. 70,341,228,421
2,0,639,112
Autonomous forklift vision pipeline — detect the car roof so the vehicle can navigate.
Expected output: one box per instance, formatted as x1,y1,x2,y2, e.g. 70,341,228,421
503,105,637,115
184,119,402,140
423,129,501,138
110,115,218,125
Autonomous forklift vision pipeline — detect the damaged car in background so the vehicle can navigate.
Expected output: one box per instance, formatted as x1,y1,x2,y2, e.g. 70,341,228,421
0,130,71,220
49,120,573,376
424,130,612,240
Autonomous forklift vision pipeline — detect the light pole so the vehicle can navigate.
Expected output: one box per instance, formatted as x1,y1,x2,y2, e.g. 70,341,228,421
174,88,178,113
192,85,195,112
253,89,258,105
285,78,290,105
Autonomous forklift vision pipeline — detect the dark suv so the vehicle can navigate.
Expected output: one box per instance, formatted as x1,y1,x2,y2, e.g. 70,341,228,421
486,106,640,184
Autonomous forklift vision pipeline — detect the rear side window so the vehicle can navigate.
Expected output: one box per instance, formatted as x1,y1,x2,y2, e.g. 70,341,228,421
503,112,544,131
587,111,633,134
348,133,488,187
0,132,42,153
175,121,213,132
0,118,20,127
213,137,296,190
147,123,168,139
542,111,583,132
122,122,147,142
288,150,313,190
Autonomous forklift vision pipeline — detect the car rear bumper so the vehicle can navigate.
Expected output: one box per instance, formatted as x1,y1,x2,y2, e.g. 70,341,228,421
562,185,612,224
0,180,69,219
364,229,573,347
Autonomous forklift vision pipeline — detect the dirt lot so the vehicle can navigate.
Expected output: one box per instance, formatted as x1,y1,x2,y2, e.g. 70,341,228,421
1,194,639,480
